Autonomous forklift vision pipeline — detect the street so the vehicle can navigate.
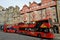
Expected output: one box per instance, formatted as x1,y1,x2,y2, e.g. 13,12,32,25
0,31,60,40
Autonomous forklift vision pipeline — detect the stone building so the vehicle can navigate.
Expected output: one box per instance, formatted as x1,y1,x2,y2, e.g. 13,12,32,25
0,6,6,25
20,0,57,24
13,6,20,24
0,10,6,25
20,5,30,23
5,6,14,25
57,0,60,33
57,0,60,23
5,6,20,25
0,6,4,11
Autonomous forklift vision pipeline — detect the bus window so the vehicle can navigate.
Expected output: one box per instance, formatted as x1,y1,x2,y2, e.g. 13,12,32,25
26,28,37,32
38,28,50,33
19,28,25,30
35,20,49,28
7,28,9,30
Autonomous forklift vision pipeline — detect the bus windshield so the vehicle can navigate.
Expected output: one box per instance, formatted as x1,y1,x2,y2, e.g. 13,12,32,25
35,19,51,32
35,20,49,28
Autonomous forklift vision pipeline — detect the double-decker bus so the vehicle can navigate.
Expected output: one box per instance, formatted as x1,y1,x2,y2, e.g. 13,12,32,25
17,18,55,39
3,24,18,33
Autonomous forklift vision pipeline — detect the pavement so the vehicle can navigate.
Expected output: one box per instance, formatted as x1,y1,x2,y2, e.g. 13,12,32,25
0,31,60,40
55,34,60,40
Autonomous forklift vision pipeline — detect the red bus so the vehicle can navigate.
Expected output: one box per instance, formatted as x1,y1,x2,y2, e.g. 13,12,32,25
3,24,18,33
17,18,55,39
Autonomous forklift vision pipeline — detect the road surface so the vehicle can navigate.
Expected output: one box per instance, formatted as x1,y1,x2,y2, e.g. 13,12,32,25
0,31,60,40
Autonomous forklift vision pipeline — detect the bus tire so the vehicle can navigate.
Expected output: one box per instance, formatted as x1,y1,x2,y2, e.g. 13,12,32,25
5,30,8,32
47,38,53,40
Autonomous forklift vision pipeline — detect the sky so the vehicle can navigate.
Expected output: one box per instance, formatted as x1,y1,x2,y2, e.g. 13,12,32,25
0,0,41,9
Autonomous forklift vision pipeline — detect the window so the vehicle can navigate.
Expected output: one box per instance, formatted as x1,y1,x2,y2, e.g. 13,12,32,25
53,14,55,16
38,28,50,32
2,9,5,11
19,28,25,30
28,28,37,32
41,8,46,19
54,19,57,22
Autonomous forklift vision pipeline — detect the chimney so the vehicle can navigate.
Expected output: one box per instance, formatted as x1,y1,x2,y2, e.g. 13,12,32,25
29,2,31,5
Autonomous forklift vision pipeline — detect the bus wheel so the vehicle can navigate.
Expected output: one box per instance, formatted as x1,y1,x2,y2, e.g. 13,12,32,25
37,34,41,38
47,38,54,40
4,31,7,32
6,30,8,32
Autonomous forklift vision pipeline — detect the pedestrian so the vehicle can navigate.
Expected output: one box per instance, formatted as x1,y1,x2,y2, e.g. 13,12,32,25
53,25,59,33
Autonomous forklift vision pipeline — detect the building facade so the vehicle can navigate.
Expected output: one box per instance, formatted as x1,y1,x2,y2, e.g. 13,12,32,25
0,6,6,25
20,0,57,24
0,6,4,11
5,6,20,25
57,0,60,23
0,11,6,25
